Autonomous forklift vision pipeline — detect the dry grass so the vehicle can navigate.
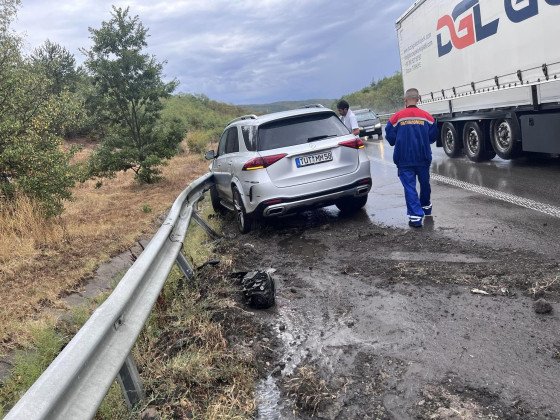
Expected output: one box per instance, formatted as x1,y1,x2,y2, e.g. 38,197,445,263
285,365,335,416
529,276,559,298
0,196,65,276
0,140,209,353
110,244,258,419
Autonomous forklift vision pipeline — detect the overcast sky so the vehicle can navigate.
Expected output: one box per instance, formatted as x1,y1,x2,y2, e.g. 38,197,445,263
13,0,410,105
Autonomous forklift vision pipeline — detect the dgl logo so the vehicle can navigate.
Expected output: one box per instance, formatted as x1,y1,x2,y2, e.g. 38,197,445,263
436,0,498,57
437,0,560,57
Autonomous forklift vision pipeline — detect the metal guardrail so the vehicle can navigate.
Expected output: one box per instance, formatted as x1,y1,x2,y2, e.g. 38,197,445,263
5,173,217,420
377,113,392,124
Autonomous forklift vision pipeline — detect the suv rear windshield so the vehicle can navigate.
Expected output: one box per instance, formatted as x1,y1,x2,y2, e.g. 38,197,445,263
355,111,378,122
257,113,348,151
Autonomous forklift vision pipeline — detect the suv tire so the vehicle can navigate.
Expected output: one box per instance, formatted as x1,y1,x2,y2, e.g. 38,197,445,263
233,187,252,234
210,185,227,215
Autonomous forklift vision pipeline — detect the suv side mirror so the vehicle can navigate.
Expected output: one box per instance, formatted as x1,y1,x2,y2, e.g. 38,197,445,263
205,150,216,160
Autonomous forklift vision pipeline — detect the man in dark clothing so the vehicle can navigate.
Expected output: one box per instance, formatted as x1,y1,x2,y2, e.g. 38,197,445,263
385,88,439,227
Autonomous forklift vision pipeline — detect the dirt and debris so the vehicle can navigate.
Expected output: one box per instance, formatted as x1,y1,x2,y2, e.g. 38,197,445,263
215,208,560,419
534,298,554,314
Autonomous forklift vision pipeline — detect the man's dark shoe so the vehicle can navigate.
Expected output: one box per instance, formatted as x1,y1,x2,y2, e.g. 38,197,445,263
422,204,432,216
408,215,423,228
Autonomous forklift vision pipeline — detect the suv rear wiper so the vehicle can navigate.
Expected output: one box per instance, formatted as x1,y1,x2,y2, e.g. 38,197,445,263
307,134,337,142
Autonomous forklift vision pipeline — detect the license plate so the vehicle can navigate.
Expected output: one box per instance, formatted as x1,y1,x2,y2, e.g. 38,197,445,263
296,151,333,168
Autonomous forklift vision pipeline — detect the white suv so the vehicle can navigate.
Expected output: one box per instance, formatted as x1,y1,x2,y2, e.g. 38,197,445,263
205,107,372,233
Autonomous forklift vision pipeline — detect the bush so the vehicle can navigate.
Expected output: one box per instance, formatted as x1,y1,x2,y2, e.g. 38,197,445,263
187,130,220,155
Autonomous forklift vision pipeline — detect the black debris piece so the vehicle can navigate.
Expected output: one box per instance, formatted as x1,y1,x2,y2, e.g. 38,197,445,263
241,271,276,309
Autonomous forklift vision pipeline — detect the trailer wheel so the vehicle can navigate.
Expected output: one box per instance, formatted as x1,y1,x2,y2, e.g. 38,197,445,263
491,119,522,160
463,122,491,162
441,122,462,157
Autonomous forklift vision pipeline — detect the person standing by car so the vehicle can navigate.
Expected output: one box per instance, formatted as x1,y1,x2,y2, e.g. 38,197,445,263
337,100,360,136
385,88,438,228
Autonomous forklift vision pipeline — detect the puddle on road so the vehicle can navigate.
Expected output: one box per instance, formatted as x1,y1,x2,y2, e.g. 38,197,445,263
256,376,282,420
255,304,308,420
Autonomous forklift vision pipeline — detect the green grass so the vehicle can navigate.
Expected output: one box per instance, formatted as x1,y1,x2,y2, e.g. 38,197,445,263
0,325,64,413
0,276,129,418
0,307,100,416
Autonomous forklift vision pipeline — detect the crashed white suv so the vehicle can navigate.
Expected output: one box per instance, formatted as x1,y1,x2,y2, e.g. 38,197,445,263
205,106,372,233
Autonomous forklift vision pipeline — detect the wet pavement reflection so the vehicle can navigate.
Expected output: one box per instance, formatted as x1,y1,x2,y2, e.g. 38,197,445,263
364,138,560,257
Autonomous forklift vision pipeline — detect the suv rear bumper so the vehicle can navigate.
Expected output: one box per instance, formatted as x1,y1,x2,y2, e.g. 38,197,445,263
255,178,372,218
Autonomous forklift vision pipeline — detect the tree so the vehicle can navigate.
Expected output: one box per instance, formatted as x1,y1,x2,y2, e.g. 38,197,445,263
31,39,79,95
0,0,77,217
0,0,19,33
83,7,184,183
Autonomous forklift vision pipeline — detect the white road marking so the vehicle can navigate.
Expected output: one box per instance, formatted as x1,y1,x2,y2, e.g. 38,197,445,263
370,157,560,219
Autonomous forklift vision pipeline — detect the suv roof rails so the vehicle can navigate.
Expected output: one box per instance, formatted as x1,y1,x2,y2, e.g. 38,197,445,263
227,114,258,126
300,104,325,109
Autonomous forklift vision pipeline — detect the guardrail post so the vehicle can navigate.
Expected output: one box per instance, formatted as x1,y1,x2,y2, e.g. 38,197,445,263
117,354,144,409
176,251,195,280
192,211,221,240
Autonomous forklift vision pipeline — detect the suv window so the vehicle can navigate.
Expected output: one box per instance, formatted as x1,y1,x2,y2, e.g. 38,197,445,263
217,130,228,156
241,126,257,151
218,127,239,156
257,113,348,151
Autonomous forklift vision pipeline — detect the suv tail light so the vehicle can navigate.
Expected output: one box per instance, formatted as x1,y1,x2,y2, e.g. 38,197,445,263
242,153,287,171
339,138,365,149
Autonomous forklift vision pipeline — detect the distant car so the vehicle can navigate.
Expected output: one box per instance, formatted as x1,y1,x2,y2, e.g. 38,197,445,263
205,108,372,233
354,109,382,138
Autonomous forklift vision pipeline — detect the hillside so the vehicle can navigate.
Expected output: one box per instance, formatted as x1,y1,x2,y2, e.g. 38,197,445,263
240,99,335,114
239,73,404,117
340,73,404,114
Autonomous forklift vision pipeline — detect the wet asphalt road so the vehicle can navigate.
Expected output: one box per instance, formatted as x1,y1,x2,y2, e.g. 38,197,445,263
364,138,560,257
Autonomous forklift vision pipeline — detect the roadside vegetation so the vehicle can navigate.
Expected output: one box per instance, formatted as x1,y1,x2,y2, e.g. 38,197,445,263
0,1,248,354
0,0,261,416
1,205,265,418
339,72,404,114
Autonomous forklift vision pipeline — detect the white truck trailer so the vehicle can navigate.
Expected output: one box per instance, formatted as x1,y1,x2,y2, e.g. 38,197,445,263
396,0,560,161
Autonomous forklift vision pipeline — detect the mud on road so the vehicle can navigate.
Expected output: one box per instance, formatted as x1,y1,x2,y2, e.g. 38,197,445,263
217,208,560,419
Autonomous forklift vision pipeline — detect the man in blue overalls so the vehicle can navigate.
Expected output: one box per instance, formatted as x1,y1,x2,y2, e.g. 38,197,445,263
385,88,438,227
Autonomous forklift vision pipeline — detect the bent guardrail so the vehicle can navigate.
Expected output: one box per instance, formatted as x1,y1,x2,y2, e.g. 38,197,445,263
5,173,216,420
